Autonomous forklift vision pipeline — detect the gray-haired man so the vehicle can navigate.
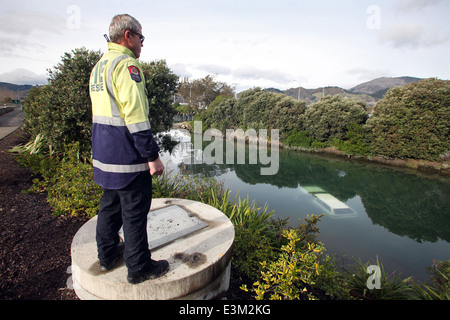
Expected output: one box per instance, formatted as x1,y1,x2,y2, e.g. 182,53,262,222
90,14,169,284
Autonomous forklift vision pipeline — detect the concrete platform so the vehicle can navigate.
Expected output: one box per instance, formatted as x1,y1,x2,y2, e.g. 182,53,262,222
70,198,235,300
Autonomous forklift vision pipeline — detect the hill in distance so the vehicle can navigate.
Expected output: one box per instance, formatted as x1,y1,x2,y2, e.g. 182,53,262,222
349,76,422,98
266,76,423,107
0,82,33,103
1,76,424,107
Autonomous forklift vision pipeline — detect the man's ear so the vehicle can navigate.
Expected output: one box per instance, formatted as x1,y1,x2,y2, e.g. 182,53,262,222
123,30,132,42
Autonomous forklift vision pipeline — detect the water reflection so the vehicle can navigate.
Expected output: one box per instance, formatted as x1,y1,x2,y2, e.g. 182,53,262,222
165,135,450,244
160,131,450,279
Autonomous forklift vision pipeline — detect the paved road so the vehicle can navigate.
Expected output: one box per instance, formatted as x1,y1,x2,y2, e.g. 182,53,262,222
0,106,25,140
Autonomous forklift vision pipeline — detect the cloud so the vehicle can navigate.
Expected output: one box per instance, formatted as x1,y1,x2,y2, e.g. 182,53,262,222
169,63,231,79
0,68,48,85
377,23,448,48
0,10,65,36
233,66,292,84
0,10,66,56
169,63,193,78
170,62,292,87
396,0,442,12
346,67,392,81
194,64,232,76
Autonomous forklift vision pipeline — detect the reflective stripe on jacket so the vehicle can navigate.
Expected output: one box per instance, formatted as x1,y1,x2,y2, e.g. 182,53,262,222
90,42,160,189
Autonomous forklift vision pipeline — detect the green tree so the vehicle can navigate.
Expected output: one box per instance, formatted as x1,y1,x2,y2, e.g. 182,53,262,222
194,95,236,132
141,60,179,133
22,85,50,140
24,48,101,155
268,95,306,139
178,75,235,109
367,78,450,160
303,95,368,142
196,88,307,137
239,89,278,130
232,88,306,134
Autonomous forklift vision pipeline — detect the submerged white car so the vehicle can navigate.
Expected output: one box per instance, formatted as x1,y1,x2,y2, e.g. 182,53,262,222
302,186,358,218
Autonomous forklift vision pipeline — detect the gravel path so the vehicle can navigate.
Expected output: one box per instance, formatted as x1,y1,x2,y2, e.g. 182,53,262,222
0,129,87,300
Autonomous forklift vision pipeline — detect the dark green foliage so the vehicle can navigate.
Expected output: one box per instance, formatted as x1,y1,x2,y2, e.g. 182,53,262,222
368,78,450,161
199,88,306,138
195,95,237,132
332,123,372,156
283,130,313,148
13,142,102,217
141,60,179,133
303,95,368,142
414,259,450,300
347,256,415,300
267,95,306,139
23,48,101,156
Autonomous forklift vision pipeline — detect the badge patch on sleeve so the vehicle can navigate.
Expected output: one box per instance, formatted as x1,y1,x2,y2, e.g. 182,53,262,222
128,66,142,83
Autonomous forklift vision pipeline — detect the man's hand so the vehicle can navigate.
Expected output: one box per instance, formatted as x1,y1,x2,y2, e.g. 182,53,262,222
149,157,164,176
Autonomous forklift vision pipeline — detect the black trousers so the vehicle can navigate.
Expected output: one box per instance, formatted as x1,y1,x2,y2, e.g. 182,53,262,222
96,172,152,274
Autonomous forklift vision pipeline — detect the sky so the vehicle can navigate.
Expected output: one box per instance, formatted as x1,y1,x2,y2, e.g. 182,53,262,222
0,0,449,92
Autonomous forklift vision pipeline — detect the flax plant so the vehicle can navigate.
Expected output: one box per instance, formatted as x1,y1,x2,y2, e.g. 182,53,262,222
347,256,415,300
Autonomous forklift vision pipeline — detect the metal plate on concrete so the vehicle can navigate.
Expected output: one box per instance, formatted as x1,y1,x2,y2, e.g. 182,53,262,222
119,205,208,250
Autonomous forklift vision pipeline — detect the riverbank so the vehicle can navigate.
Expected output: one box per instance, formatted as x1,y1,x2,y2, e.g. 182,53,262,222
282,144,450,177
173,121,450,177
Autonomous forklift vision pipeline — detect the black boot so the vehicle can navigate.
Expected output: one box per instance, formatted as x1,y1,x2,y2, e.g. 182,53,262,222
127,260,170,284
99,242,125,272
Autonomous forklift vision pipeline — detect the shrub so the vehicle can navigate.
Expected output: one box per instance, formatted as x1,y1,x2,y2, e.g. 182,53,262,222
282,130,313,148
197,95,237,132
303,96,368,142
232,226,279,284
12,141,102,217
141,60,179,133
267,96,306,139
347,256,415,300
251,227,327,300
244,214,351,300
367,78,450,160
413,259,450,300
332,123,372,156
23,48,101,157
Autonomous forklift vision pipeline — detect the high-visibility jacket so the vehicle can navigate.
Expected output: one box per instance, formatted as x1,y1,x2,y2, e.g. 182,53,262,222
89,42,160,190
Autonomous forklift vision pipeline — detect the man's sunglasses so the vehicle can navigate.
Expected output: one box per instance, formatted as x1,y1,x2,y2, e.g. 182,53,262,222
130,30,145,44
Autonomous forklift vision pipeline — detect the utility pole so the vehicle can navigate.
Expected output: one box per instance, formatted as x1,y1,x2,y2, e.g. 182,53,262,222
293,79,307,101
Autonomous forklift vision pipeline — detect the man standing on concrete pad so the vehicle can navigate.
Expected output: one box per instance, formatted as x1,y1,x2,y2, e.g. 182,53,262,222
89,14,169,284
